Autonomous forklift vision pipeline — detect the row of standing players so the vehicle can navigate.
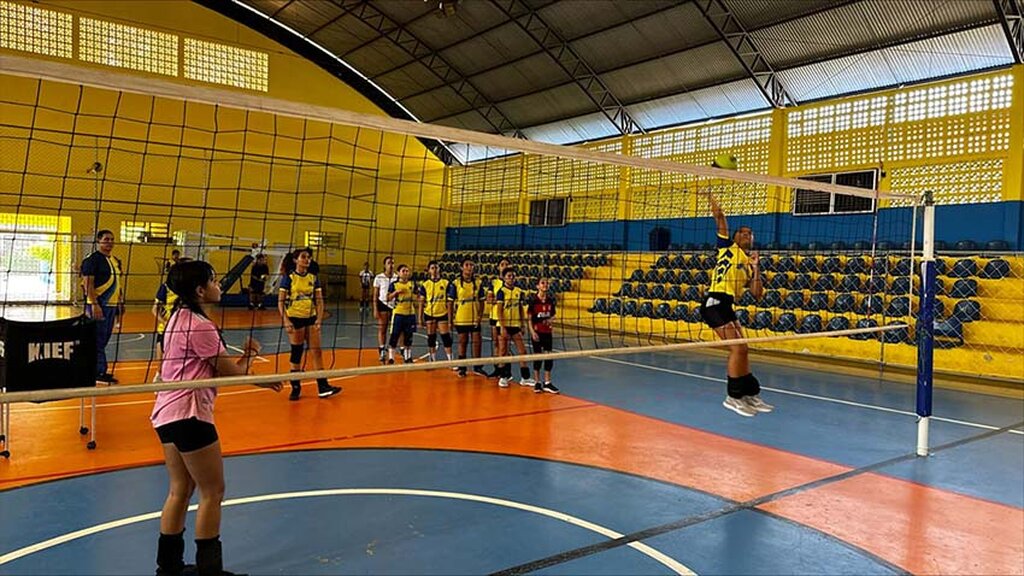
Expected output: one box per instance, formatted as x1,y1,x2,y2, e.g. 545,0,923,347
361,256,560,395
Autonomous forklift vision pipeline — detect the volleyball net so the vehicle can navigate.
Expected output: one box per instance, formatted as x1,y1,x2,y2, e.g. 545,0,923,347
0,52,956,451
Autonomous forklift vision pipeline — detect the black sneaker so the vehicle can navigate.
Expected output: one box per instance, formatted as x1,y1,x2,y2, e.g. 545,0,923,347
542,382,560,394
387,358,395,365
534,382,543,393
289,384,301,401
457,369,467,378
97,373,118,384
318,385,341,398
472,367,488,377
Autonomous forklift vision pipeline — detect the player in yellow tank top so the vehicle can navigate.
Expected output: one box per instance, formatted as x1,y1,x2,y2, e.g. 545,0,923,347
494,267,533,387
698,183,772,417
447,258,488,377
419,260,453,363
277,248,340,400
386,264,418,364
485,258,511,378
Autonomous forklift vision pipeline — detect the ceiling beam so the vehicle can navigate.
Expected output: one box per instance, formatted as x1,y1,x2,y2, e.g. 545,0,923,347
993,0,1024,63
692,0,795,108
324,0,525,137
486,0,650,135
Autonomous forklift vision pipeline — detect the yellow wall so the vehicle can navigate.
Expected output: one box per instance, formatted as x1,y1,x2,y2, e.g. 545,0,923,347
0,0,446,302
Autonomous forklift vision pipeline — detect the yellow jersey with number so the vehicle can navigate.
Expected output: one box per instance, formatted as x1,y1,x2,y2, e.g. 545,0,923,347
496,282,525,327
389,280,418,315
708,234,750,298
279,271,320,318
421,278,450,318
448,277,484,326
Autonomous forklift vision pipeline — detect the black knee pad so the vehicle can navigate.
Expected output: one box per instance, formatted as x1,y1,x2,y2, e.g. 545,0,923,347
543,359,553,371
427,333,437,349
289,344,305,365
743,373,761,396
440,332,452,348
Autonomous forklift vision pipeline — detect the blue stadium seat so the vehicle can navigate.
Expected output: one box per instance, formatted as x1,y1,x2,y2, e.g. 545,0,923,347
637,301,655,318
830,241,847,251
840,274,862,293
686,255,702,270
616,283,634,298
650,284,667,300
890,277,911,295
980,259,1010,279
693,271,710,285
774,312,798,332
792,274,813,290
608,299,622,315
738,290,757,306
761,290,783,308
670,255,686,269
782,291,805,310
858,296,883,315
590,298,608,314
871,258,889,275
807,292,830,311
666,285,684,301
832,293,855,313
952,300,981,322
700,255,717,270
660,270,677,284
634,284,650,299
798,257,819,273
822,257,842,274
806,241,823,252
913,298,944,318
933,316,964,348
812,275,835,292
630,269,645,282
645,269,660,283
767,273,789,289
786,242,802,251
735,308,751,327
955,240,977,251
797,314,824,334
677,270,693,284
846,257,868,274
891,257,912,276
672,304,689,321
850,318,880,340
759,256,774,272
949,258,977,278
764,242,780,251
866,276,886,294
986,240,1009,251
777,256,797,273
827,316,851,332
949,278,978,298
753,310,774,330
584,255,597,267
655,255,670,268
885,296,911,317
876,241,893,252
683,286,701,302
655,302,672,319
622,300,638,316
882,322,911,344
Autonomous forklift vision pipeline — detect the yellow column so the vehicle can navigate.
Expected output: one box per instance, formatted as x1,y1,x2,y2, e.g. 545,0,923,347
517,154,529,224
617,135,632,221
767,107,789,213
1005,64,1024,202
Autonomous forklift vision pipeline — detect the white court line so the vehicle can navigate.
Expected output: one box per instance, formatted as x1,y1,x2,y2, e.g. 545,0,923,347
0,488,694,575
113,333,148,343
8,376,357,414
592,356,1024,436
224,344,270,363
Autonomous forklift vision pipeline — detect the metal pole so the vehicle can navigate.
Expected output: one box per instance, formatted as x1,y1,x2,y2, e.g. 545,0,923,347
916,190,936,456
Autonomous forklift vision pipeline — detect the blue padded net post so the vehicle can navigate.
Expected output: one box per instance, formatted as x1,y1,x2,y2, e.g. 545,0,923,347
916,190,936,457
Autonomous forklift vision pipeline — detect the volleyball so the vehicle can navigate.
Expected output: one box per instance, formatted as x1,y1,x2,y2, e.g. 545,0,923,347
712,154,738,170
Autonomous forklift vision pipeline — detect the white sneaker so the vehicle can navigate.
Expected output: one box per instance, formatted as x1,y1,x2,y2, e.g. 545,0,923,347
519,378,535,387
743,395,774,413
723,396,757,417
498,377,510,388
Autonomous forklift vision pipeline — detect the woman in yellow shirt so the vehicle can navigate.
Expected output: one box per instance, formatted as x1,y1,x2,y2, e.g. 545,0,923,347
278,248,340,401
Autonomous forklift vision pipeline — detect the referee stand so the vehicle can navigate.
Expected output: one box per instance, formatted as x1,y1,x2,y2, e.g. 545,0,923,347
0,314,99,458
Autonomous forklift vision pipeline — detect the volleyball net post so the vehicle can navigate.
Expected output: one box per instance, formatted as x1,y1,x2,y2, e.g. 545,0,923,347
916,190,937,457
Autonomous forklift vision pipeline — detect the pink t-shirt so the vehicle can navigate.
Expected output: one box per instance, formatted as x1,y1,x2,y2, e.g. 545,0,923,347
151,308,225,429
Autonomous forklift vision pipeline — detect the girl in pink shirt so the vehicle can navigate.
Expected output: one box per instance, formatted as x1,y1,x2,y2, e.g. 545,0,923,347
152,260,281,576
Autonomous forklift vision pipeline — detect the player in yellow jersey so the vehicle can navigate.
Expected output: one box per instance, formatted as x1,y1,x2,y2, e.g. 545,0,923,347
494,267,534,388
386,264,418,364
152,257,191,381
485,258,511,378
278,248,340,400
698,189,772,417
418,260,453,363
447,258,488,378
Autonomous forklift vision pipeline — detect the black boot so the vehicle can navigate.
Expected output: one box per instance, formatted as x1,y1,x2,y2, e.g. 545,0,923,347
156,531,185,576
196,536,247,576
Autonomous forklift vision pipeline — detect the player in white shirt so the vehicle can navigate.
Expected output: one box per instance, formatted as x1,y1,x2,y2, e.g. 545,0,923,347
358,262,373,312
373,256,398,363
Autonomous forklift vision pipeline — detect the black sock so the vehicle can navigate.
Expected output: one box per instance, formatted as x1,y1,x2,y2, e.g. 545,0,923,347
726,376,744,399
195,536,222,576
743,373,761,396
316,377,330,390
156,531,185,575
520,366,530,379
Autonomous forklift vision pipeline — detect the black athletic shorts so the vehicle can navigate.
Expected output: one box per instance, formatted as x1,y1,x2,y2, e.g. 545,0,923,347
455,324,481,334
699,292,737,329
289,316,317,329
502,326,522,337
423,314,448,323
489,318,498,327
249,281,265,292
376,300,393,314
156,332,164,351
156,418,219,453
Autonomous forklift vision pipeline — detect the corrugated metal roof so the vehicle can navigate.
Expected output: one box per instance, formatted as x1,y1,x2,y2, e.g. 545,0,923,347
723,0,841,30
406,3,510,50
537,0,680,41
370,0,435,26
435,22,541,77
778,24,1012,102
601,43,745,103
626,79,769,130
377,63,447,103
521,111,619,145
498,83,598,127
466,52,568,102
753,0,997,68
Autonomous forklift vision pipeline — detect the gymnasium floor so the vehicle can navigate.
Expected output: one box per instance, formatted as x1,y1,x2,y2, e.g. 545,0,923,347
1,306,1022,575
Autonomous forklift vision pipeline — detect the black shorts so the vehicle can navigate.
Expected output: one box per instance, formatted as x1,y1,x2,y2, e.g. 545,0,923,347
699,292,737,329
423,314,448,323
489,318,498,327
155,418,219,453
455,324,480,334
289,316,317,329
532,331,553,351
249,281,265,292
376,300,393,314
156,332,164,351
502,327,522,337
